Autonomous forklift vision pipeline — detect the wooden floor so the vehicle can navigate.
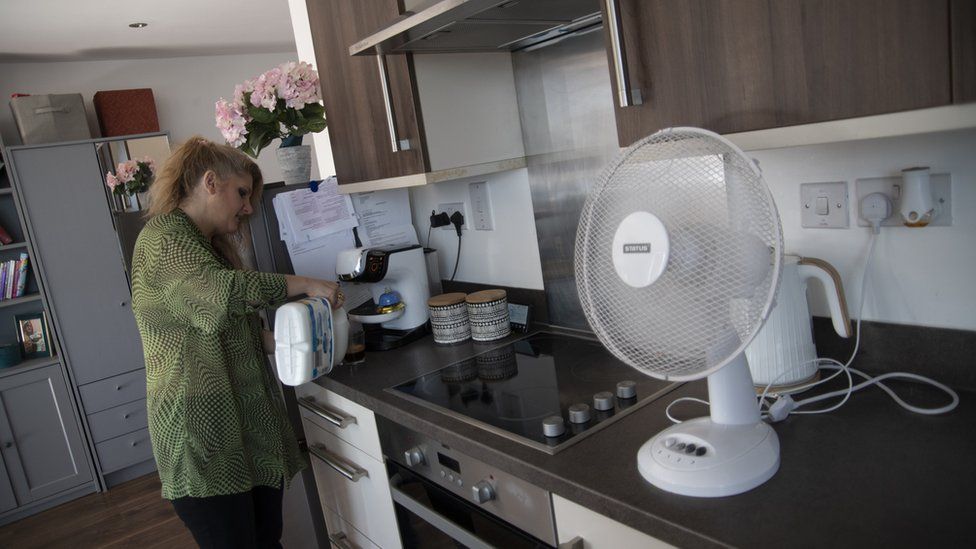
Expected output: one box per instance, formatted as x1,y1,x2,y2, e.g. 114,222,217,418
0,474,195,548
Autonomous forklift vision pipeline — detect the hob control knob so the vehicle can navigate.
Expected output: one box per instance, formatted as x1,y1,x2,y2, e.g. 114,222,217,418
472,480,496,504
593,391,614,411
542,416,566,438
403,446,426,467
568,403,591,424
617,380,637,399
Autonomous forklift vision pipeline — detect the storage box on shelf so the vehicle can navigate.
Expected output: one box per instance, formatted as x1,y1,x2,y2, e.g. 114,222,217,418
0,133,96,526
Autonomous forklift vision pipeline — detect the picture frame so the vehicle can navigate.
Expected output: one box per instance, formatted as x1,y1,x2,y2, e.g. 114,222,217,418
15,312,51,359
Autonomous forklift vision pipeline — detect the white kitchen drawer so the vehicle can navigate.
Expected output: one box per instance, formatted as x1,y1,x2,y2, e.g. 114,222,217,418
553,493,675,549
304,419,401,549
323,505,381,549
296,383,381,461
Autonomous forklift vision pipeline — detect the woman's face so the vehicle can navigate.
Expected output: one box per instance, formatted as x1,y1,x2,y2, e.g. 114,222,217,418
211,173,254,235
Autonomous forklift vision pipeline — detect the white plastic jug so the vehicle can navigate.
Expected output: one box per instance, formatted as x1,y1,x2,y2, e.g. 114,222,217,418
274,298,349,386
746,255,851,390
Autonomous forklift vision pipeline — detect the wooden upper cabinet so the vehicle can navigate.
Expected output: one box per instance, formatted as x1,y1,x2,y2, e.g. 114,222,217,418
306,0,429,185
603,0,953,146
952,0,976,103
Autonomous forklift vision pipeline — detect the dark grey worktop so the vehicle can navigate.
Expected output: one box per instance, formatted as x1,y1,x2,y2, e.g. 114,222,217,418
311,326,975,548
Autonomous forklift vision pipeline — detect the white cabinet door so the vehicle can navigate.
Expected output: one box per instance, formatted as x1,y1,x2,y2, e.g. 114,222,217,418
553,493,675,549
304,419,401,549
323,506,381,549
297,383,382,461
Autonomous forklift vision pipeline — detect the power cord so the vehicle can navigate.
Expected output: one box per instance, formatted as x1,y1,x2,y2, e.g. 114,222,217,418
449,211,463,281
665,210,959,424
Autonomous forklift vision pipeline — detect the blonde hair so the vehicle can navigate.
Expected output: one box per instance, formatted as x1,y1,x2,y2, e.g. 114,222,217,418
147,136,264,269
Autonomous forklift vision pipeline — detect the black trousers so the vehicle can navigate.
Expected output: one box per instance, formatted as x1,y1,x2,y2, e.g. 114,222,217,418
171,485,284,549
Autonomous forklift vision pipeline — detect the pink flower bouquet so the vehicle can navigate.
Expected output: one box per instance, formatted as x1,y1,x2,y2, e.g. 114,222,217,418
106,158,155,196
215,61,327,158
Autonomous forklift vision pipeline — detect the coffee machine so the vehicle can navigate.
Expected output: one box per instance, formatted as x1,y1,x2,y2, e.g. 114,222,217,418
336,245,431,350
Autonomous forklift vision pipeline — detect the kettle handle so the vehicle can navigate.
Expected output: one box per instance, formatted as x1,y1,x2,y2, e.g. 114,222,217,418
798,257,852,338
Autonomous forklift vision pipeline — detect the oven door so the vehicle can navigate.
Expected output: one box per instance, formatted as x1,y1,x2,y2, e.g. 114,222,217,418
387,460,554,549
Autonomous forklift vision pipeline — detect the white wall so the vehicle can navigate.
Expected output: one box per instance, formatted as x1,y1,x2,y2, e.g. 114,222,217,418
287,0,335,178
0,52,322,183
752,128,976,331
409,168,545,290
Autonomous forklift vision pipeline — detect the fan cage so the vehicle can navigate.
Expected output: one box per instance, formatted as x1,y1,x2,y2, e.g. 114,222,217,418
575,127,783,381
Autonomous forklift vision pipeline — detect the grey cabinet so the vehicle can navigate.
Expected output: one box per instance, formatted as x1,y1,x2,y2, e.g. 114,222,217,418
9,142,144,386
0,452,16,514
0,364,92,504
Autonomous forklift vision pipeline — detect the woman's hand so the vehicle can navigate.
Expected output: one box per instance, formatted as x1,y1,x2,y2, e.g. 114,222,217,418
285,275,345,309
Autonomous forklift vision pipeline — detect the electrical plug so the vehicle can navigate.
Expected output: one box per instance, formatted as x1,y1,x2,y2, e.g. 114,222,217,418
860,192,892,234
430,210,450,228
450,211,464,236
767,395,796,422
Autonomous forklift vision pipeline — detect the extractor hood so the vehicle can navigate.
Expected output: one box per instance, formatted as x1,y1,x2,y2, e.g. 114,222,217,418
349,0,602,56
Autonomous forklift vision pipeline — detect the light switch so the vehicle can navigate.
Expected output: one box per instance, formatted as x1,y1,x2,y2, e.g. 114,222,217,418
800,181,848,228
815,196,829,215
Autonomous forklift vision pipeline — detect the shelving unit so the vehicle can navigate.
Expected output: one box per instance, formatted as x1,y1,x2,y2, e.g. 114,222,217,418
0,139,46,373
0,132,95,525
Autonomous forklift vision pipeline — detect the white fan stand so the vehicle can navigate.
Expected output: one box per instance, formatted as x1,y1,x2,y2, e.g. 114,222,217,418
637,353,779,497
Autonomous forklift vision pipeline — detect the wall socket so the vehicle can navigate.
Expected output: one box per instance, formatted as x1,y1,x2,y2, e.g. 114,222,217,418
855,173,952,227
437,202,467,230
468,181,494,231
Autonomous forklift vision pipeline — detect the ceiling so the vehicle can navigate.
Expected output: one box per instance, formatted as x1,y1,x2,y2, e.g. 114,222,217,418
0,0,297,62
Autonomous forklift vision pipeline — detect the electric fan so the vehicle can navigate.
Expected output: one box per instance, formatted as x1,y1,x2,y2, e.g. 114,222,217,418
575,127,783,497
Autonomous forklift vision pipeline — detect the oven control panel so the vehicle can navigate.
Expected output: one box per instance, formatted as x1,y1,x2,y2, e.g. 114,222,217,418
377,415,557,546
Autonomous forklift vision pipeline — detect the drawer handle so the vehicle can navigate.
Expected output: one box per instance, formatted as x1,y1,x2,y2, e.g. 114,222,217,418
308,445,367,483
298,397,357,429
328,532,356,549
603,0,642,107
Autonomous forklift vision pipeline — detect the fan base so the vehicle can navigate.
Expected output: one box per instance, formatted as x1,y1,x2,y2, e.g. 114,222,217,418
637,417,779,497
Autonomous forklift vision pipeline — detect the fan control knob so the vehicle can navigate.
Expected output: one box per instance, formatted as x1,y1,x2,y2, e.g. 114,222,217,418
472,480,496,504
616,380,637,399
568,403,591,424
593,391,615,411
542,416,566,438
403,446,426,467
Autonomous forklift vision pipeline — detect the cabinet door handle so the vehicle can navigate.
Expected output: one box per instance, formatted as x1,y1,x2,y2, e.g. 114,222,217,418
328,531,357,549
376,55,411,152
308,444,368,483
298,397,357,429
559,536,585,549
604,0,642,107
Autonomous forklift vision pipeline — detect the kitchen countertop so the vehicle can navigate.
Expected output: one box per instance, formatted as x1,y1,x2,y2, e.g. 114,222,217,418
310,326,975,548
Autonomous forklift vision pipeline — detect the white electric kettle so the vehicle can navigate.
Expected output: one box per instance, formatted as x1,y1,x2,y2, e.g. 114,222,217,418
274,298,349,386
746,255,851,391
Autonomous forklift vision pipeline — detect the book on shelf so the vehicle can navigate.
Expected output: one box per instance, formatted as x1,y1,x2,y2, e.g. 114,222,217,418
0,253,29,300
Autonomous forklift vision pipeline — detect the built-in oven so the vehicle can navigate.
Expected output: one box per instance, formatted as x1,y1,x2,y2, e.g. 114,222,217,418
378,416,558,548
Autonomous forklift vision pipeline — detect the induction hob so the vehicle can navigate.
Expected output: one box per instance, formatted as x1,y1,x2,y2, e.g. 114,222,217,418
389,331,680,454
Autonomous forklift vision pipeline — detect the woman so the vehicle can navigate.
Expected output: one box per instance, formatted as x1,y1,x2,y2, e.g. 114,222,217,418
130,137,343,548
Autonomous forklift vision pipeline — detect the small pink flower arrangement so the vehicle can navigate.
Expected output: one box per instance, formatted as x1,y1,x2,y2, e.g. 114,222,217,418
106,158,155,196
215,61,327,158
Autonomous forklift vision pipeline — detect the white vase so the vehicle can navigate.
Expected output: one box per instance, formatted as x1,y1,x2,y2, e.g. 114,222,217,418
276,145,312,186
126,194,140,212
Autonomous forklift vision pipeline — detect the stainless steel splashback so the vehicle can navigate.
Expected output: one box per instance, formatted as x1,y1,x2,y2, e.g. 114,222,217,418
512,31,620,330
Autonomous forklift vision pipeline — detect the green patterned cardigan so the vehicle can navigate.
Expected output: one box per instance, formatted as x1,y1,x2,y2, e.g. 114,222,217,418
130,209,306,499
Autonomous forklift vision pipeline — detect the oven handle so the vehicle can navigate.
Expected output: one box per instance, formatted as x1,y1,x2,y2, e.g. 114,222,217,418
389,485,495,549
308,445,368,482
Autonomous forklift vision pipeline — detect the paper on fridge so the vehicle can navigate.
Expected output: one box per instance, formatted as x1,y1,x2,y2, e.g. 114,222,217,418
350,188,419,248
275,177,357,245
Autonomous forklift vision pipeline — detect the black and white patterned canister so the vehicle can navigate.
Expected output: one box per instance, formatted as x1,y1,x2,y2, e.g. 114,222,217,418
428,293,470,344
466,290,510,341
